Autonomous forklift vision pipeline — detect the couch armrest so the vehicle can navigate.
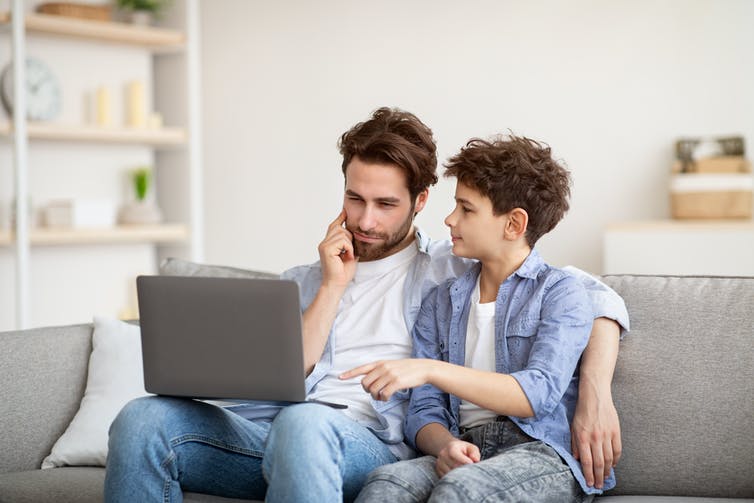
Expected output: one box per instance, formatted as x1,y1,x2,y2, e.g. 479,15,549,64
0,324,93,474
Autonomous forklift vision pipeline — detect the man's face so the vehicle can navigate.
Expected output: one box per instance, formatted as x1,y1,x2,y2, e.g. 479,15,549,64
343,156,427,262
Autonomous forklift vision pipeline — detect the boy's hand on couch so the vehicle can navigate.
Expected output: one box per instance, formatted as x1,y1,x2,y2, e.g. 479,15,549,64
571,384,622,489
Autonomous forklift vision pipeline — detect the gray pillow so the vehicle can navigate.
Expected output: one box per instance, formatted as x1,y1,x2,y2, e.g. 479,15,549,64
159,257,278,279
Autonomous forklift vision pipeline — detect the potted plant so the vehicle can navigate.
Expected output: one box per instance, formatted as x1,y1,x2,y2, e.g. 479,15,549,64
115,0,171,25
118,167,163,225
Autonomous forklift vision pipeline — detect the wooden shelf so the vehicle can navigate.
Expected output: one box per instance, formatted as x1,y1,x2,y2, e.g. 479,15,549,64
0,11,184,51
0,224,189,246
0,122,186,146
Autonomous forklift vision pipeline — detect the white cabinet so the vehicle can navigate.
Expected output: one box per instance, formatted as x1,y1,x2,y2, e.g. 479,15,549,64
603,220,754,276
0,0,202,330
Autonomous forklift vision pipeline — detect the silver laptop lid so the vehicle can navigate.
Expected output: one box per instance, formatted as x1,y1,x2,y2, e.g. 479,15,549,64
137,275,306,402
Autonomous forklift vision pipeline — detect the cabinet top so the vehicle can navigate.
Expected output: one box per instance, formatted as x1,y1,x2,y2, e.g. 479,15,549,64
0,12,185,51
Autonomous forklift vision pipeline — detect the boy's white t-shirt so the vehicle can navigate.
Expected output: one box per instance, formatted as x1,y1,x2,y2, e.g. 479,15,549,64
459,275,499,428
308,243,418,428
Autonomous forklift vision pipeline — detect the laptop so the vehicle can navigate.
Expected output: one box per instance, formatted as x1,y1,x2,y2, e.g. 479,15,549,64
137,275,332,405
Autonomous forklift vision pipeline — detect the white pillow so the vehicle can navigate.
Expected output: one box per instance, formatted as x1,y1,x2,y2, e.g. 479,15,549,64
42,316,150,468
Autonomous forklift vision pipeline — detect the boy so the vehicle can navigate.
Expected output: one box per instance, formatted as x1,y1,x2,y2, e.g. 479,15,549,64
344,135,611,501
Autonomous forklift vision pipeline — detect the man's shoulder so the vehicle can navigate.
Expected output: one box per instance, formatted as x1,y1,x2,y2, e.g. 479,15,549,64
280,261,322,286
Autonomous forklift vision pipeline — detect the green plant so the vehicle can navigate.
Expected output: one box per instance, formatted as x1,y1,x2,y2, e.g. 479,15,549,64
132,167,151,201
116,0,171,14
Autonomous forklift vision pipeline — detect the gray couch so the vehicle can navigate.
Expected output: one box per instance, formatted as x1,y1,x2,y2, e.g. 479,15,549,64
1,273,753,502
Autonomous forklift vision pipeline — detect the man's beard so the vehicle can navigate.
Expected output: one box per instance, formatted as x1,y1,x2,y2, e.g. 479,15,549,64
348,210,415,262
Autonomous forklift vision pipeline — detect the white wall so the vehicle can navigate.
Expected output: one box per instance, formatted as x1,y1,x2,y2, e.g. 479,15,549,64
201,0,754,275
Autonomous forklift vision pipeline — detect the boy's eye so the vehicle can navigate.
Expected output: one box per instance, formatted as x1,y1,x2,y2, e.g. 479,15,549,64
461,206,472,213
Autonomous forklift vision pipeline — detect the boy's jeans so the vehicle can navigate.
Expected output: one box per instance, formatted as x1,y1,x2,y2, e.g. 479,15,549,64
104,396,396,503
356,417,592,503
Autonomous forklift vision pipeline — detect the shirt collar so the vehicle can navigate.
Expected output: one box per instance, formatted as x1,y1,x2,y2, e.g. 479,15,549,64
515,249,544,280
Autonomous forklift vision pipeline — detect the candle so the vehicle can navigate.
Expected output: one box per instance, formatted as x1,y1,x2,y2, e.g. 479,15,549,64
126,80,146,128
95,86,112,127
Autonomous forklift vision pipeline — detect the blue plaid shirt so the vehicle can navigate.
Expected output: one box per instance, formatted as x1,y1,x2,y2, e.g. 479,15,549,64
405,249,615,494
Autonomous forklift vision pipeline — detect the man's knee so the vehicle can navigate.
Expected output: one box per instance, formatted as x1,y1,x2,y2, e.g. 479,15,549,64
271,403,340,441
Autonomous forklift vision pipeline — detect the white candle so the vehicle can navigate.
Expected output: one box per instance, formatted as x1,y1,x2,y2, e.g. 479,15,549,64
95,86,112,127
126,80,146,128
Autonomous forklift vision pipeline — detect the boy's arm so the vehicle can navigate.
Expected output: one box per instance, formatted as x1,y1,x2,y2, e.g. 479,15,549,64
563,266,628,489
572,317,621,489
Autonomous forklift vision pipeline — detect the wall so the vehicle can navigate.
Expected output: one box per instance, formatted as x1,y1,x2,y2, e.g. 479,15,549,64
200,0,754,275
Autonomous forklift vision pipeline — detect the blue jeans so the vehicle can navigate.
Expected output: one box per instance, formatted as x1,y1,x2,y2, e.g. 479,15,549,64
104,396,397,502
356,418,592,503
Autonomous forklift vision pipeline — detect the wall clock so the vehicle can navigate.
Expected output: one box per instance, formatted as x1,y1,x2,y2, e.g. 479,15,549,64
0,57,62,121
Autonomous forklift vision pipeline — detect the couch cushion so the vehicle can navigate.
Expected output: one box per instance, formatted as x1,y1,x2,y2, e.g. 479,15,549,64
596,496,753,502
0,324,92,474
601,275,754,498
0,467,104,503
0,467,261,503
160,257,278,279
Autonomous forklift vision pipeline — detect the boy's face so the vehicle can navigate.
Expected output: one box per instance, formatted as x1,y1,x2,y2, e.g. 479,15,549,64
343,156,428,262
444,181,509,261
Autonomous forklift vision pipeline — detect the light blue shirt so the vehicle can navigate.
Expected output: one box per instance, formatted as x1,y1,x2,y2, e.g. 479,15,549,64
228,229,630,462
405,250,615,494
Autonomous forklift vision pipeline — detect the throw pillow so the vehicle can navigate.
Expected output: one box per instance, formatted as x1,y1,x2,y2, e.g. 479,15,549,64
41,316,149,468
159,257,278,279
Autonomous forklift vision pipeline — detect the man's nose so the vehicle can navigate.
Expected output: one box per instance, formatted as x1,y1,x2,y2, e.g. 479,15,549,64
359,205,377,230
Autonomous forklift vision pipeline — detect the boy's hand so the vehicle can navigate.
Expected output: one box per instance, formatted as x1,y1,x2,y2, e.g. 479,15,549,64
318,209,357,289
435,439,480,477
571,389,622,489
339,359,436,401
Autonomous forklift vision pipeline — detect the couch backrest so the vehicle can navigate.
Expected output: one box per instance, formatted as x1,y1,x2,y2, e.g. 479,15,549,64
0,324,92,473
602,275,754,498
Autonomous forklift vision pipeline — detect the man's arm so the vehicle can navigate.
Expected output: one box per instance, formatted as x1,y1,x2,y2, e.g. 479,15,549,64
302,210,357,374
572,317,621,490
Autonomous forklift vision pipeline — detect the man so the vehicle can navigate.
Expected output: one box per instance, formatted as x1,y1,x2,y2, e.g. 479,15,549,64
105,107,627,502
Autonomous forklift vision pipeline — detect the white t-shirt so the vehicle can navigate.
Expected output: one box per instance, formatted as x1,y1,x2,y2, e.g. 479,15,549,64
308,243,418,428
459,275,499,428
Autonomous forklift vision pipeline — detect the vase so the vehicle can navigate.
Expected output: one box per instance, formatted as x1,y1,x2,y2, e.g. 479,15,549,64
129,10,153,26
118,201,163,225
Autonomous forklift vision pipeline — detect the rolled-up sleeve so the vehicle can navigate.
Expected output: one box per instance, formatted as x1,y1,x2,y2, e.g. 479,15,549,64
563,265,630,337
510,276,593,420
405,285,456,450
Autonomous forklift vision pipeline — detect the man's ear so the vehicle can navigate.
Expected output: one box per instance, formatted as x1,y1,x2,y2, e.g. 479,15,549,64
504,208,528,240
413,189,429,215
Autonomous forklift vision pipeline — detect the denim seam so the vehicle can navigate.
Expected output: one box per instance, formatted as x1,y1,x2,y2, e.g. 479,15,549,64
161,450,176,503
340,430,392,464
440,463,573,502
170,434,264,458
477,469,576,503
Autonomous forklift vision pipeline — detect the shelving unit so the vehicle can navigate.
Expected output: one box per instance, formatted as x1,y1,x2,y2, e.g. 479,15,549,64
0,0,202,330
0,122,187,145
0,11,185,49
0,224,189,246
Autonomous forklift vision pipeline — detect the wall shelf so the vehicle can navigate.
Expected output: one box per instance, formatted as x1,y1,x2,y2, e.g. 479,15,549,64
0,122,187,146
0,224,189,246
0,11,185,51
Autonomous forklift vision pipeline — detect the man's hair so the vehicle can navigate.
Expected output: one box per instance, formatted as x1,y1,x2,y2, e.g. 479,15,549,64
338,107,438,200
444,135,571,247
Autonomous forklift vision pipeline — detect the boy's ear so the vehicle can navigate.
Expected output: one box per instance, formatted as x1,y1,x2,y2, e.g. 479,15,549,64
413,189,429,215
504,208,528,240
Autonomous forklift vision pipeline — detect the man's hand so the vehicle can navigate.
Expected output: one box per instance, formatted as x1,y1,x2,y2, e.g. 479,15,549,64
340,359,437,401
318,209,357,289
435,439,480,477
571,383,622,489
